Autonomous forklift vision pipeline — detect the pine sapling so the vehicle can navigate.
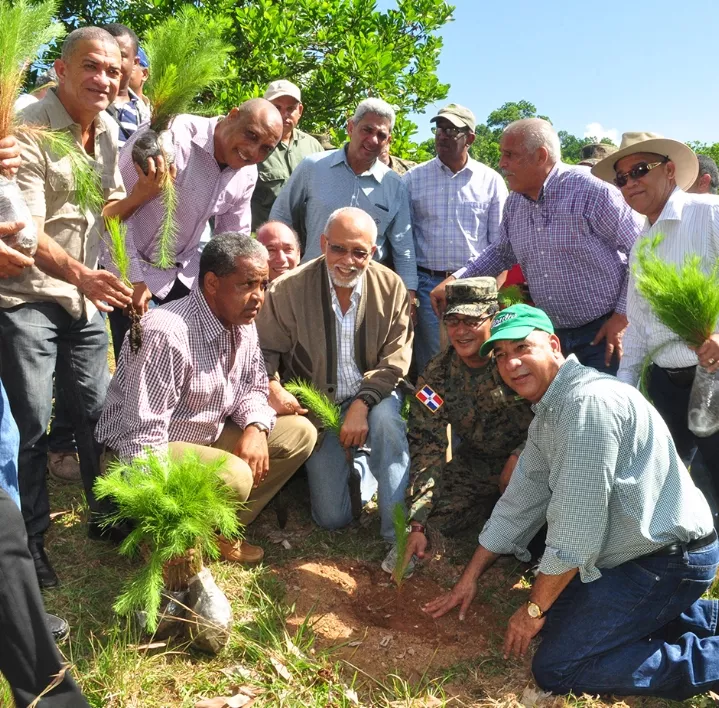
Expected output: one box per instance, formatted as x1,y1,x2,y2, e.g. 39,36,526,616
391,502,410,588
284,379,342,435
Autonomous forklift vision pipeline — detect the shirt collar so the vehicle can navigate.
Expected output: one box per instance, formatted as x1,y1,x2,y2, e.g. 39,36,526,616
331,144,385,182
522,162,567,203
41,88,107,137
435,155,476,176
650,186,687,226
191,116,222,159
531,354,581,413
192,288,236,343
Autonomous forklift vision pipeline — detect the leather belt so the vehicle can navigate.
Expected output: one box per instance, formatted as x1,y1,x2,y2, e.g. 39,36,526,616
644,529,717,558
417,265,456,279
658,364,696,387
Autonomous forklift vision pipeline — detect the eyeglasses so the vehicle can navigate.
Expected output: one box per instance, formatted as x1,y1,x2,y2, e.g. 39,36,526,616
327,242,371,262
443,314,491,329
613,158,668,188
431,125,470,139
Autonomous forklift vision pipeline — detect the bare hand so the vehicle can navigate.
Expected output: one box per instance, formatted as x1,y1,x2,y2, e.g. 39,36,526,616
0,136,21,176
408,289,418,325
429,276,456,317
694,334,719,374
268,380,308,416
131,156,176,203
591,312,628,367
405,530,428,567
234,425,270,486
0,223,34,277
498,453,519,494
503,605,545,659
130,281,152,315
77,268,132,312
423,574,477,620
339,400,369,449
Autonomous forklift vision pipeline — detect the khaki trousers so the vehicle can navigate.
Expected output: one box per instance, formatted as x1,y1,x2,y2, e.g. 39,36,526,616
169,416,317,525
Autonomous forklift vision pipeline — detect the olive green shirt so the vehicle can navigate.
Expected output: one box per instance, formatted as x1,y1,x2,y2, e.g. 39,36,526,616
250,128,323,230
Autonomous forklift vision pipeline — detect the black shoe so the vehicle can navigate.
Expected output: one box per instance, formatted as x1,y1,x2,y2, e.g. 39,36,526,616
45,613,69,643
28,537,59,589
87,519,132,545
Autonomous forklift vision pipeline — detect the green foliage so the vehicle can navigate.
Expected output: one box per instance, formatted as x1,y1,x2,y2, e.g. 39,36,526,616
689,141,719,167
400,395,411,422
94,450,242,632
390,503,409,587
142,5,232,132
153,175,178,269
634,233,719,347
283,379,342,435
498,285,524,307
104,216,131,286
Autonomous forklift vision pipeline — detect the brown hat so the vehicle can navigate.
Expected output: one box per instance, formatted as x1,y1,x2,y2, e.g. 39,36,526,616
430,103,476,133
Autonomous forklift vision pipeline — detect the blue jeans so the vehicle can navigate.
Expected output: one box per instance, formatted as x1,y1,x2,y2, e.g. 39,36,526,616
0,303,110,539
0,381,20,508
414,271,444,374
47,386,77,454
533,540,719,699
555,312,618,376
304,391,409,541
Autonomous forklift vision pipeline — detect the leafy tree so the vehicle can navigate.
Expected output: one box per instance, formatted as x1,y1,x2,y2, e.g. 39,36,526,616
689,141,719,166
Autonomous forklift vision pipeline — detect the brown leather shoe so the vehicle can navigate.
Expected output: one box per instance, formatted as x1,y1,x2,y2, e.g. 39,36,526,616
217,536,264,564
47,451,81,482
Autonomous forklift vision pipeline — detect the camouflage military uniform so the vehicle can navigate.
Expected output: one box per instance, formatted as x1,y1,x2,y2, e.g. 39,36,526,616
407,347,534,535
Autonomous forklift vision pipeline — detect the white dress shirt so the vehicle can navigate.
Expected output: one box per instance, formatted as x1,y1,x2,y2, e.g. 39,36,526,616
619,188,719,387
328,271,364,401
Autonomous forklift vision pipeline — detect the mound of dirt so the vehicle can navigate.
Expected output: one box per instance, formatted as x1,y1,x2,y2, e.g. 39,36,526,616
276,558,525,681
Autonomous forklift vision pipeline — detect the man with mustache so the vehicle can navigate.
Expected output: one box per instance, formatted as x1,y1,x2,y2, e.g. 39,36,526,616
426,304,719,700
256,207,413,545
95,234,317,563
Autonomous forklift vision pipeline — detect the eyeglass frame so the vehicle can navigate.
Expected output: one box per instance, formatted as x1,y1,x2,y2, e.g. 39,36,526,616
325,240,373,263
613,157,669,188
431,125,471,140
443,313,493,330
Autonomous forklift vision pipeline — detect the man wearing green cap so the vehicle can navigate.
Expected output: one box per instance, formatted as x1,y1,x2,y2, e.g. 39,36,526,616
382,278,533,576
424,304,719,700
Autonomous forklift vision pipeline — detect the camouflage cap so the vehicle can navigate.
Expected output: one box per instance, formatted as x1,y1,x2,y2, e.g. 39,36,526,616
578,143,618,166
444,277,498,318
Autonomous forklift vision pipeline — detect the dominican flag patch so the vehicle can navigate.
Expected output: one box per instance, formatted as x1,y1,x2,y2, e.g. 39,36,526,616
416,385,444,412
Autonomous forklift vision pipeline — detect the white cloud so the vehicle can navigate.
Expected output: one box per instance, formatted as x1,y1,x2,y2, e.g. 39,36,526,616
584,122,619,144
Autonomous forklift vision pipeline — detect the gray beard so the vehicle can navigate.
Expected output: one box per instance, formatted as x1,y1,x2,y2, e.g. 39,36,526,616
329,266,364,289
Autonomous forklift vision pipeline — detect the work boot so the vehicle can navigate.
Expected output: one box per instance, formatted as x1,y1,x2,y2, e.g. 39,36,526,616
217,535,264,564
47,451,81,482
28,536,59,589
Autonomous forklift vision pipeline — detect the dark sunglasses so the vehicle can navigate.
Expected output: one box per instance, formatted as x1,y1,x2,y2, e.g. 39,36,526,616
613,158,668,188
327,242,371,262
431,125,470,139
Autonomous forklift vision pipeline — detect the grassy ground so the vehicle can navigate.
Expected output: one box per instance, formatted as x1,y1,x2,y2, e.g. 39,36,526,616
1,472,715,708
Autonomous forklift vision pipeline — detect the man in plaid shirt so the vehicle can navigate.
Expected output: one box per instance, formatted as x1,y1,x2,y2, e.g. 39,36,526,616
95,234,317,564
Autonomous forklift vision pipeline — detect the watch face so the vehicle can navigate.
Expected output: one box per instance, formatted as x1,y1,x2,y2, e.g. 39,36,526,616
527,602,542,618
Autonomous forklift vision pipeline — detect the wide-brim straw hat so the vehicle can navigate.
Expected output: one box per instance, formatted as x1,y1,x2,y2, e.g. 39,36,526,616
591,132,698,191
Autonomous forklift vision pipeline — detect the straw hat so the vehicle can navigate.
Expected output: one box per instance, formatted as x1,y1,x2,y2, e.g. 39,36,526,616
591,132,698,190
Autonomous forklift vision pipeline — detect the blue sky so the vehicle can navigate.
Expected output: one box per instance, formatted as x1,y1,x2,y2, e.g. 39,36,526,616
377,0,719,146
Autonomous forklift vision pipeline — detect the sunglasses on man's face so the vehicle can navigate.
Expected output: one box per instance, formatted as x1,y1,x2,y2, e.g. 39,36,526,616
432,125,470,139
327,242,371,262
613,158,668,188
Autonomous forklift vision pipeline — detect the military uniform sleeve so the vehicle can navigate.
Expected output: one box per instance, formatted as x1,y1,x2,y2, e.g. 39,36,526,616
406,363,449,526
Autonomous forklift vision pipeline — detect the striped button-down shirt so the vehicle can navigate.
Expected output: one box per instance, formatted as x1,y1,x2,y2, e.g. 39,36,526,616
111,90,142,148
479,356,713,582
619,188,719,386
327,270,364,401
119,115,257,300
403,156,507,271
269,146,418,290
95,288,275,461
456,163,644,328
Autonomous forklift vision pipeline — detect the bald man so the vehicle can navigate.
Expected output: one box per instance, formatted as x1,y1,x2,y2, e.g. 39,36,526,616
256,221,300,281
108,98,283,359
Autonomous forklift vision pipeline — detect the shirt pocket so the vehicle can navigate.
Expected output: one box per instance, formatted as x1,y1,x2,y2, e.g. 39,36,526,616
47,158,83,217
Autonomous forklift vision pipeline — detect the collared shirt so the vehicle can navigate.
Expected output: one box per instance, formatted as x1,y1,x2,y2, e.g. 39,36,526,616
327,267,364,400
478,355,712,582
109,89,143,148
95,288,276,461
251,128,323,230
404,156,508,271
119,114,257,300
619,188,719,386
0,89,126,319
456,163,644,328
269,145,418,290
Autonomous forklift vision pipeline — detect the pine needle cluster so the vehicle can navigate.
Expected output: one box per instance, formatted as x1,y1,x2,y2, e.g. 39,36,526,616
104,216,131,287
0,0,65,139
143,6,233,132
94,451,242,632
283,379,342,435
634,234,719,347
154,174,178,268
391,503,409,588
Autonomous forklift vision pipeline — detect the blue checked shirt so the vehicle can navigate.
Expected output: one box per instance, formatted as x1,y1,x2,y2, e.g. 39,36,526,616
270,145,418,290
478,356,713,582
456,163,644,328
403,156,507,271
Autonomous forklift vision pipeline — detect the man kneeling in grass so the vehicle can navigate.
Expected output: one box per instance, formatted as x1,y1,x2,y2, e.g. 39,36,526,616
95,234,317,563
425,304,719,700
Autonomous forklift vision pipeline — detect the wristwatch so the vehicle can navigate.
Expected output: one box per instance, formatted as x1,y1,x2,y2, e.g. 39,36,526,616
355,393,376,411
527,600,545,619
247,422,269,436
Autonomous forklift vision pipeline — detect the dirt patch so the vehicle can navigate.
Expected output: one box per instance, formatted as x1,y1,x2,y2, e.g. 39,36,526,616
275,557,528,682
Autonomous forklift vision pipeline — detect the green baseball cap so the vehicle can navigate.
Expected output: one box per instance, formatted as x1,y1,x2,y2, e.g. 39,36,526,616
479,304,555,357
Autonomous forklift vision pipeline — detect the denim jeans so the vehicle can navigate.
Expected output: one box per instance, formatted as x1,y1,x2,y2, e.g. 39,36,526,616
304,391,410,541
414,270,444,374
0,303,110,539
555,312,618,376
533,540,719,699
0,381,20,508
47,384,77,454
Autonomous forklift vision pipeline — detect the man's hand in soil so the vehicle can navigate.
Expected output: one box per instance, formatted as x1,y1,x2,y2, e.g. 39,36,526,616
130,282,152,315
0,223,34,277
235,424,270,487
268,379,308,416
423,574,478,621
0,135,21,175
405,530,428,568
503,605,545,659
339,399,369,449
